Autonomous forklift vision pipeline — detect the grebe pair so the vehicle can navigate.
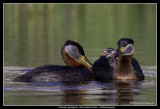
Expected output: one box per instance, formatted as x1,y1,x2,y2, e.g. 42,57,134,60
13,38,144,82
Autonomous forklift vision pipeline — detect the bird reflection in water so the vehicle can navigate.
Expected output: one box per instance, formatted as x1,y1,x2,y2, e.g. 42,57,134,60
62,89,85,105
60,80,143,105
95,80,143,105
114,80,136,105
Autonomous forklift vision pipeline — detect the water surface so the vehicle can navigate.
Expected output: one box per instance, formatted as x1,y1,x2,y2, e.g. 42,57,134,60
3,66,156,105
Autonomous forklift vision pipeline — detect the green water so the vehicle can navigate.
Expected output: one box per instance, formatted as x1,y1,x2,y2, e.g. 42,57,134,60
4,4,156,67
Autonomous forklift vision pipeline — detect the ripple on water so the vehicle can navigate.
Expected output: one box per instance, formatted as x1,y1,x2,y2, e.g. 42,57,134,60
3,66,157,105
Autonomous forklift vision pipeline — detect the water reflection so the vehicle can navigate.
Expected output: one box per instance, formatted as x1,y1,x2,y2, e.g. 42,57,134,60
62,89,85,105
4,66,156,105
113,80,139,105
60,80,144,105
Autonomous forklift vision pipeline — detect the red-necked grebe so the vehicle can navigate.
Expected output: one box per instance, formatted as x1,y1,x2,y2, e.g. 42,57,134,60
114,38,144,80
13,40,93,82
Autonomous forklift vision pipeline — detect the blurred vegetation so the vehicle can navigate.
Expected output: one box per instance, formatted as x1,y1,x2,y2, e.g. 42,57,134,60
4,4,156,67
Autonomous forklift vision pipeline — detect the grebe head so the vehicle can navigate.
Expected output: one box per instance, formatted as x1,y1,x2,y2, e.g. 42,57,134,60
101,48,116,58
117,38,134,56
101,48,118,68
63,40,92,67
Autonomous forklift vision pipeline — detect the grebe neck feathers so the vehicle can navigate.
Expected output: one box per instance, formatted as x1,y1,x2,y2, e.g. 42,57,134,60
61,40,92,72
114,54,137,80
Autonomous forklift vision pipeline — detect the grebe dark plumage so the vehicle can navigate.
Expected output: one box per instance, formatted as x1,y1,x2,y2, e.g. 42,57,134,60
13,40,93,82
92,48,117,81
114,38,144,80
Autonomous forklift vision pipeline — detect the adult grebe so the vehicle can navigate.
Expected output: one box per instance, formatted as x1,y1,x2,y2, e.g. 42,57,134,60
13,40,93,82
114,38,144,80
92,48,117,81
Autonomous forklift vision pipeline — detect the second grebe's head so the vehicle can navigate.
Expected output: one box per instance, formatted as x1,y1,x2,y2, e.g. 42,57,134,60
101,48,117,68
101,48,117,58
63,40,92,67
117,38,135,56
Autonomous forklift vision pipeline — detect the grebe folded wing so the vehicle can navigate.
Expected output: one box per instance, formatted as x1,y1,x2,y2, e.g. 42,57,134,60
131,58,144,80
13,65,93,82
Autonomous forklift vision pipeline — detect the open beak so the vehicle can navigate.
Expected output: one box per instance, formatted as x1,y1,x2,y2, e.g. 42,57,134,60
80,55,92,67
101,49,116,58
101,50,108,56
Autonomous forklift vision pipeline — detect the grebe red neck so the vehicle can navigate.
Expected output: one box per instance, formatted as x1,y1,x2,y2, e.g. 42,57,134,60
114,55,136,80
114,38,137,80
61,40,93,72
